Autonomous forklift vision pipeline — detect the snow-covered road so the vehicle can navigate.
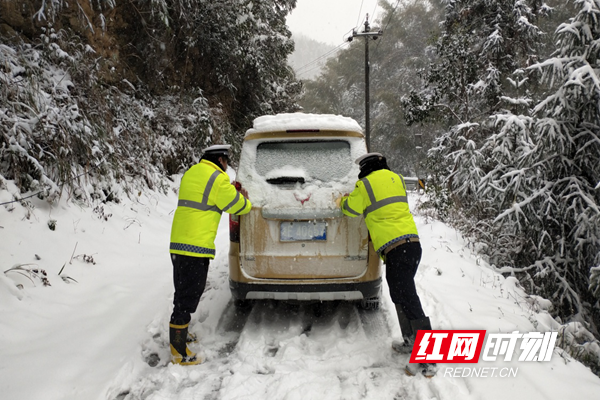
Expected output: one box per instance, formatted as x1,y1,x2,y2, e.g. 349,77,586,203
1,179,600,400
108,272,472,400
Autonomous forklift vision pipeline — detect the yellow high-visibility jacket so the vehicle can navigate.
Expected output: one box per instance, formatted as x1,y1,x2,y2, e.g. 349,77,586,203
170,160,251,258
340,169,418,256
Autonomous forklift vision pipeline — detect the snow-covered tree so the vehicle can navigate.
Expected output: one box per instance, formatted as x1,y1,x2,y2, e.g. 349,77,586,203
0,0,300,202
404,0,549,212
300,0,443,175
418,0,600,372
489,0,600,339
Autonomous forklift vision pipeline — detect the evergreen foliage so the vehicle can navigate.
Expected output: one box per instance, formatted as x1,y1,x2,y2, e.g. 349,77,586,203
402,0,600,372
403,0,549,270
299,0,443,176
489,0,600,371
0,0,300,203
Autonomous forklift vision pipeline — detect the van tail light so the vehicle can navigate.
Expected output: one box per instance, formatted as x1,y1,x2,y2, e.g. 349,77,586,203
230,214,240,243
229,181,242,243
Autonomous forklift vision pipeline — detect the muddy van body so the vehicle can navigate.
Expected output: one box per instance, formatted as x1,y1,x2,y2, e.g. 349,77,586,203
228,113,381,307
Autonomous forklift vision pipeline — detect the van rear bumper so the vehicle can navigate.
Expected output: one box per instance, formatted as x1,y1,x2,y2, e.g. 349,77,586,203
229,278,381,301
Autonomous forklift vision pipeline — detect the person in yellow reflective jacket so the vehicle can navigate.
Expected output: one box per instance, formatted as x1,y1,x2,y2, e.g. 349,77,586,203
339,152,435,376
168,144,251,365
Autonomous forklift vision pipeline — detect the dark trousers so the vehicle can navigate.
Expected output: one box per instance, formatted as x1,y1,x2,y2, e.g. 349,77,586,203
170,254,210,325
385,242,426,321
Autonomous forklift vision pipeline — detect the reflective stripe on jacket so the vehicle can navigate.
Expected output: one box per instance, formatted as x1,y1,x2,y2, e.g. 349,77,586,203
170,160,251,258
340,169,418,256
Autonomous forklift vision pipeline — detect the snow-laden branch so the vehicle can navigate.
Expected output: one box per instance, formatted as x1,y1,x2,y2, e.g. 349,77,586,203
493,182,552,223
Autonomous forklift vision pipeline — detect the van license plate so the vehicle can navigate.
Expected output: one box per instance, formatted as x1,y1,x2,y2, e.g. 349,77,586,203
280,221,327,241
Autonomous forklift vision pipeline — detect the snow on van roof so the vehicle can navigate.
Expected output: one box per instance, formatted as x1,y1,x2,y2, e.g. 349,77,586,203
245,113,363,136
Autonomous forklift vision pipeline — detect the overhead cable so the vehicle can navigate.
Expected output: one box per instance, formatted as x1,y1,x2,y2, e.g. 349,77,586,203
356,0,365,28
293,41,349,74
373,0,402,54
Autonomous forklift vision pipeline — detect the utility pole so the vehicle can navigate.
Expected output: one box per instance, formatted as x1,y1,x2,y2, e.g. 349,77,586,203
348,14,382,151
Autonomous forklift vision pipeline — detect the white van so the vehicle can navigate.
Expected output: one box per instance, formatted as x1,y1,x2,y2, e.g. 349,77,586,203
228,113,381,308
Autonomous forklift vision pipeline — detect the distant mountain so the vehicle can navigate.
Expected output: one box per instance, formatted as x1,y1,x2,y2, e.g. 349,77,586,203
288,33,338,80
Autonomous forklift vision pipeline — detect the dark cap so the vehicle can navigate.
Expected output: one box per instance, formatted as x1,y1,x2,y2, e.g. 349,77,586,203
202,144,231,158
355,152,384,168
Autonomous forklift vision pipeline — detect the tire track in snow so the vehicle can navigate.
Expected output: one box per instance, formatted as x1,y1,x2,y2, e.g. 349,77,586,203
109,298,480,400
212,301,418,400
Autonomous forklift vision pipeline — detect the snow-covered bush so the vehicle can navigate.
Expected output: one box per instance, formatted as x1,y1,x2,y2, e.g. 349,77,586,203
591,266,600,300
490,0,600,333
558,322,600,376
404,0,600,375
453,0,600,373
0,30,217,203
0,0,300,204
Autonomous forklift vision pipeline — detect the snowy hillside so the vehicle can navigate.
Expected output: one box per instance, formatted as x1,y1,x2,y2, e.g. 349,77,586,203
1,175,600,400
288,33,337,80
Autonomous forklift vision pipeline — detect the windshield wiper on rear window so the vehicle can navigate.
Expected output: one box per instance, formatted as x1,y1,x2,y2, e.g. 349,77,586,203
266,177,306,185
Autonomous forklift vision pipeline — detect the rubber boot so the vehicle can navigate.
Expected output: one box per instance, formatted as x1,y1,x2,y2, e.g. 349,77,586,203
404,316,437,378
186,331,198,343
405,360,438,378
410,316,432,332
392,305,415,354
169,322,201,365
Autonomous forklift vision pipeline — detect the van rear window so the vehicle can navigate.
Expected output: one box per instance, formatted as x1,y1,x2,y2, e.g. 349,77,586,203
256,141,352,183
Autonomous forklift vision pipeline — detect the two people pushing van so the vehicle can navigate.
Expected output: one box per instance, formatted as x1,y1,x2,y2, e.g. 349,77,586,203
168,145,433,372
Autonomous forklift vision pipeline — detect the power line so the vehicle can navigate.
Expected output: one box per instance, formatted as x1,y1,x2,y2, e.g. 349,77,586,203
355,1,379,36
338,27,357,47
292,1,386,79
294,43,351,78
296,51,348,78
381,0,402,35
296,43,345,72
356,0,365,28
373,0,402,54
297,64,327,78
293,41,349,74
349,15,383,151
370,0,379,23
